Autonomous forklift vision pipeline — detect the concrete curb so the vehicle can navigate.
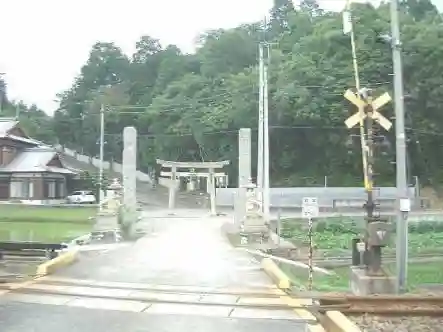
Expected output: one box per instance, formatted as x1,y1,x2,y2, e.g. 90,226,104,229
36,250,78,276
322,311,362,332
261,257,361,332
261,258,291,289
261,258,325,331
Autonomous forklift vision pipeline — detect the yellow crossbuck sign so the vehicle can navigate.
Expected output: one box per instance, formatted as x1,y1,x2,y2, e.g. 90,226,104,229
344,89,393,131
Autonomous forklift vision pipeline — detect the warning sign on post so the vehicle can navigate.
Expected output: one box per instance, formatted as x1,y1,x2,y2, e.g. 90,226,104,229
302,197,319,219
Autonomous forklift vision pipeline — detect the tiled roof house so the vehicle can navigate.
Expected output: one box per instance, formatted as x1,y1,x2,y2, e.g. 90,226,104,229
0,118,76,203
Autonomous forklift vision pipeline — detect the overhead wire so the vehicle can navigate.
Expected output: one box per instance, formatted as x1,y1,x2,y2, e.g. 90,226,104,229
86,126,443,139
59,80,394,119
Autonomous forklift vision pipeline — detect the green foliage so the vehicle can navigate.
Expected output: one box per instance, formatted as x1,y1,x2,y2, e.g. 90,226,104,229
282,218,443,237
409,221,443,233
70,171,112,197
0,100,56,144
282,218,443,256
281,216,443,291
6,0,443,186
283,261,443,292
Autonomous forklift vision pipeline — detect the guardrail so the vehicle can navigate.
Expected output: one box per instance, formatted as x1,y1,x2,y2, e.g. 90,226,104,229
216,187,420,209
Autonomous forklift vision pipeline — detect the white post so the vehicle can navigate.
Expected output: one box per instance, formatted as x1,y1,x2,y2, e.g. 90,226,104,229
302,197,319,291
99,104,105,212
206,176,211,193
308,216,313,291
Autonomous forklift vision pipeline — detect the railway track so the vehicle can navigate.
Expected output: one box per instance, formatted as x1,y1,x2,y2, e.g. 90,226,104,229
304,294,443,331
318,294,443,316
313,252,443,261
5,277,443,330
0,276,344,317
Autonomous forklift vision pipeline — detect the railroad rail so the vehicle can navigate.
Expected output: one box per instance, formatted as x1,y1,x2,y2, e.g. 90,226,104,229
0,276,348,328
299,252,443,263
318,294,443,316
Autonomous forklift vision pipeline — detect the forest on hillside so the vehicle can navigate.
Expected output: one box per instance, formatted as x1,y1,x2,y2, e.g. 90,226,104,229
1,0,443,188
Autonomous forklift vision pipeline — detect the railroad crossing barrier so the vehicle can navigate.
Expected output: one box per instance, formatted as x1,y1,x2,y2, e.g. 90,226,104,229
0,242,66,251
0,242,67,260
0,242,77,279
36,249,78,276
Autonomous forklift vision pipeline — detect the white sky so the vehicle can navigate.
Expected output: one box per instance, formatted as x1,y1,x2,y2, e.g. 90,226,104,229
0,0,395,114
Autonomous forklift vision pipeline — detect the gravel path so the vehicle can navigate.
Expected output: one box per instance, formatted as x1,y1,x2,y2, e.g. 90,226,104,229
352,315,443,332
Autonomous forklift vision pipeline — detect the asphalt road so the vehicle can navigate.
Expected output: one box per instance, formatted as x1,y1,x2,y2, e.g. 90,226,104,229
0,209,308,332
0,301,306,332
55,209,272,287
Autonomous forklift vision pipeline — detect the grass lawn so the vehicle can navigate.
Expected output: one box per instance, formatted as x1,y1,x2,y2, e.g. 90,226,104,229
281,262,443,292
0,205,96,242
0,221,92,242
0,204,97,223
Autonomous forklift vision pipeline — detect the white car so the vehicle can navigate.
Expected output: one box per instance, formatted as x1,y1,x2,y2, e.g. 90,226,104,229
66,190,96,204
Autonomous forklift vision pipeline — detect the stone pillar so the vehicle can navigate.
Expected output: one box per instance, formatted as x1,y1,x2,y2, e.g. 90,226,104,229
209,168,216,216
206,176,211,194
238,128,251,185
238,128,251,225
168,166,176,210
123,127,137,228
187,168,196,192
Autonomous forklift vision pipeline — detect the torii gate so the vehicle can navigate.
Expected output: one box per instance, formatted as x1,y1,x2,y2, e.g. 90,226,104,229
156,159,230,215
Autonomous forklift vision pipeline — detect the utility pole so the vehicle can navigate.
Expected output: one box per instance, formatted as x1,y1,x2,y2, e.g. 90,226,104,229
257,43,265,205
263,43,270,221
99,103,105,212
390,0,409,293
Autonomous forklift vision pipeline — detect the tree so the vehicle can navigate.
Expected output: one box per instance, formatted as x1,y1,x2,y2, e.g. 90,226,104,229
48,2,443,189
401,0,438,21
300,0,323,16
270,0,296,34
198,27,259,77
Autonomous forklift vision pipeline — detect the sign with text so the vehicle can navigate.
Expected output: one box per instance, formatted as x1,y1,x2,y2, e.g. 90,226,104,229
302,197,319,219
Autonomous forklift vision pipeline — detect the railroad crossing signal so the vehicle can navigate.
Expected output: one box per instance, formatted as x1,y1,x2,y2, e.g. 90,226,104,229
344,89,392,131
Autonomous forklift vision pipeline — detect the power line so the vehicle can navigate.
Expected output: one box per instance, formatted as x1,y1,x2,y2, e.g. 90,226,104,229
90,125,443,138
56,82,395,119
